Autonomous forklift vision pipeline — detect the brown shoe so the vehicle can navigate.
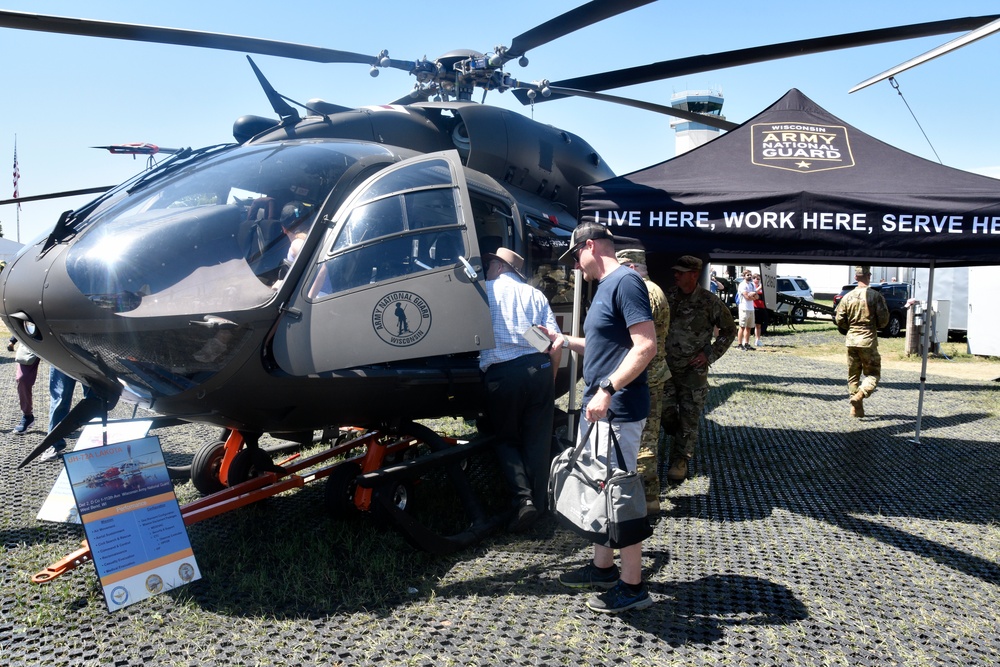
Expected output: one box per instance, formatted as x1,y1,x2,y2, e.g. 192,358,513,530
850,391,865,418
667,458,688,483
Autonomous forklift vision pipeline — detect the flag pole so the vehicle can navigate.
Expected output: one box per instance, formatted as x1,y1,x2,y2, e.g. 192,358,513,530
13,135,21,243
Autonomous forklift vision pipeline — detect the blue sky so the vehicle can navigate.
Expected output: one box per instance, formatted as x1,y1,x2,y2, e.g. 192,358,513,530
3,0,1000,244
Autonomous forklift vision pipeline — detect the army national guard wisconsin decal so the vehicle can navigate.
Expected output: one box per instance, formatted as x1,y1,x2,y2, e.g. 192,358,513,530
373,291,432,347
751,122,855,173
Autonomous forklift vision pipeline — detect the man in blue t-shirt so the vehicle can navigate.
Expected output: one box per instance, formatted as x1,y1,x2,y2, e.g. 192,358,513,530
545,222,656,614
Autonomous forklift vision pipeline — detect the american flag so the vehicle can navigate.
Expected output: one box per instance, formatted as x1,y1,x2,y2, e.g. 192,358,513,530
12,143,20,211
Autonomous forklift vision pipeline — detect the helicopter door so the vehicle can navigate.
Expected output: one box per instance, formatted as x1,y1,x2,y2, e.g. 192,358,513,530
274,151,492,374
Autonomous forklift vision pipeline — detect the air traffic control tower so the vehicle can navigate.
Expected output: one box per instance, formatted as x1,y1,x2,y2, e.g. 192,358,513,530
670,89,726,155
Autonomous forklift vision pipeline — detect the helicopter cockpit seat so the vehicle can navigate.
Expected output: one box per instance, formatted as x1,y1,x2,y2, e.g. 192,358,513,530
238,216,288,285
240,199,318,285
246,196,277,222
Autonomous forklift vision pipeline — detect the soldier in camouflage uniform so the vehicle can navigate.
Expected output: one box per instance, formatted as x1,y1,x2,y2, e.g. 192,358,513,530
662,256,738,483
616,248,670,515
834,265,889,417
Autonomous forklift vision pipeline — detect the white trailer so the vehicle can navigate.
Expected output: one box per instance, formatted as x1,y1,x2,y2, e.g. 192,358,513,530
914,266,1000,357
914,267,968,334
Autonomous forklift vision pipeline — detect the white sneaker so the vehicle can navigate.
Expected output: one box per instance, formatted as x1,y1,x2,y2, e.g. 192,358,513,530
755,339,763,347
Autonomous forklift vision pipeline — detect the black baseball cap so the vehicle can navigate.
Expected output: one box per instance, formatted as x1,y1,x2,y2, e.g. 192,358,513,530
559,222,616,262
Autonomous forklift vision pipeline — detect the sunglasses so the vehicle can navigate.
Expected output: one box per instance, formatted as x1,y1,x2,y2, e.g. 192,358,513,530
570,241,588,261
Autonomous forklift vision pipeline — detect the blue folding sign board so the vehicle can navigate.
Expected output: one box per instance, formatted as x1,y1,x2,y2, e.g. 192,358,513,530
63,436,200,612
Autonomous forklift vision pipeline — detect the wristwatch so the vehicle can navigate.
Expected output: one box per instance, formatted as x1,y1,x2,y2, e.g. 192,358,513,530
561,337,570,349
599,378,616,395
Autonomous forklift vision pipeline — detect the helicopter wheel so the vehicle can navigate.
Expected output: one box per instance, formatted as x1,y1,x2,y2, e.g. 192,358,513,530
370,480,419,527
190,440,227,496
383,479,416,514
368,421,502,554
324,461,362,520
226,448,277,487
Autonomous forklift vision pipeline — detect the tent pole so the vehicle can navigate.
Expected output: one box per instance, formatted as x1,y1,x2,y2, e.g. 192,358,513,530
911,260,935,445
566,268,584,439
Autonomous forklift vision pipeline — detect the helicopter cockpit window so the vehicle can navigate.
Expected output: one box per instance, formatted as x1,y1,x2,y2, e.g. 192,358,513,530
525,214,575,304
354,160,452,205
307,159,465,298
64,140,395,319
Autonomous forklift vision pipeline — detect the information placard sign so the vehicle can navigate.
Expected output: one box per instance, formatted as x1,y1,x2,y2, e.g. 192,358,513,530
37,420,153,524
63,436,200,611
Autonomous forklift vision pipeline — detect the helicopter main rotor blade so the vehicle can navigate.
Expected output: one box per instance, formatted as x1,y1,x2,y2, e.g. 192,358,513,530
849,17,1000,93
538,86,739,131
0,186,114,207
0,9,376,64
512,14,1000,105
505,0,655,61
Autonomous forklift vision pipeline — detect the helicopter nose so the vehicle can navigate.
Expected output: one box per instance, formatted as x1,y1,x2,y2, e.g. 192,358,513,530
2,202,283,408
2,243,49,347
1,241,112,393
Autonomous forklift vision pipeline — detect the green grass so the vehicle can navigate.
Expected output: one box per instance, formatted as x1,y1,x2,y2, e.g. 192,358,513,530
768,318,1000,366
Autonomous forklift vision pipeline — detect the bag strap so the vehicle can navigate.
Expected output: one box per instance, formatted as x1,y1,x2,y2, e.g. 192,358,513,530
570,412,630,477
605,412,630,478
567,420,596,468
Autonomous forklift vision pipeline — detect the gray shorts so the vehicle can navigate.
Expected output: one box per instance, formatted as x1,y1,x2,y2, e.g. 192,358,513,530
575,418,645,472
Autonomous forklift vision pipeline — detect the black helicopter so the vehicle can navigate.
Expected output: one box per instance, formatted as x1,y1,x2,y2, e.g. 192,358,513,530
3,1,998,552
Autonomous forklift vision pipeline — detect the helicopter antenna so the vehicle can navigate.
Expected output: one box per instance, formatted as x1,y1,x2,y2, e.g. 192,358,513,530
244,57,333,121
246,56,299,123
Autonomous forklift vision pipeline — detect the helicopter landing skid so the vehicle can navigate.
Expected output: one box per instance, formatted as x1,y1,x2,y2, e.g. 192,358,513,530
32,427,502,583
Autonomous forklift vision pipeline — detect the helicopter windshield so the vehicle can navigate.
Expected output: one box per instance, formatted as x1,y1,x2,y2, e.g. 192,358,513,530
64,140,397,317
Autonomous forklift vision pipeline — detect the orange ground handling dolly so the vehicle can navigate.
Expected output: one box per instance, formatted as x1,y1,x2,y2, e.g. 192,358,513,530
32,423,502,584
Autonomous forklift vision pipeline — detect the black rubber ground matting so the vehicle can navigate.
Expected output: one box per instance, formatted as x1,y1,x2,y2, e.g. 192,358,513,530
2,329,999,666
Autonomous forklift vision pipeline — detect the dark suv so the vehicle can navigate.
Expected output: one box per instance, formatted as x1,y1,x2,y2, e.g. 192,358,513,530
832,282,911,337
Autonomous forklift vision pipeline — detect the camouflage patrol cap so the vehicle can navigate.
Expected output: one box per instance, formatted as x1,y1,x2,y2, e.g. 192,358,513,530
672,255,703,273
855,265,872,277
616,248,647,266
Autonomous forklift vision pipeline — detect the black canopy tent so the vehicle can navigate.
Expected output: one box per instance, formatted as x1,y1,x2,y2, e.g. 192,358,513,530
579,89,1000,267
577,89,1000,442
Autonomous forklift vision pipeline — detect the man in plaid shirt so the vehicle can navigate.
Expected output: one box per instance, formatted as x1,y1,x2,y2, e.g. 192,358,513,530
480,247,562,531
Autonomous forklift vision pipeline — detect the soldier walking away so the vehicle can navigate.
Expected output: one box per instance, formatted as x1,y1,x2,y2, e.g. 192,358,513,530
616,248,670,517
662,256,737,484
834,265,889,418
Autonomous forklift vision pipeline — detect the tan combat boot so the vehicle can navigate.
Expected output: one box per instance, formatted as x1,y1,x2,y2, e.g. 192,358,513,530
637,452,660,515
850,391,865,418
646,498,661,518
667,458,689,483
